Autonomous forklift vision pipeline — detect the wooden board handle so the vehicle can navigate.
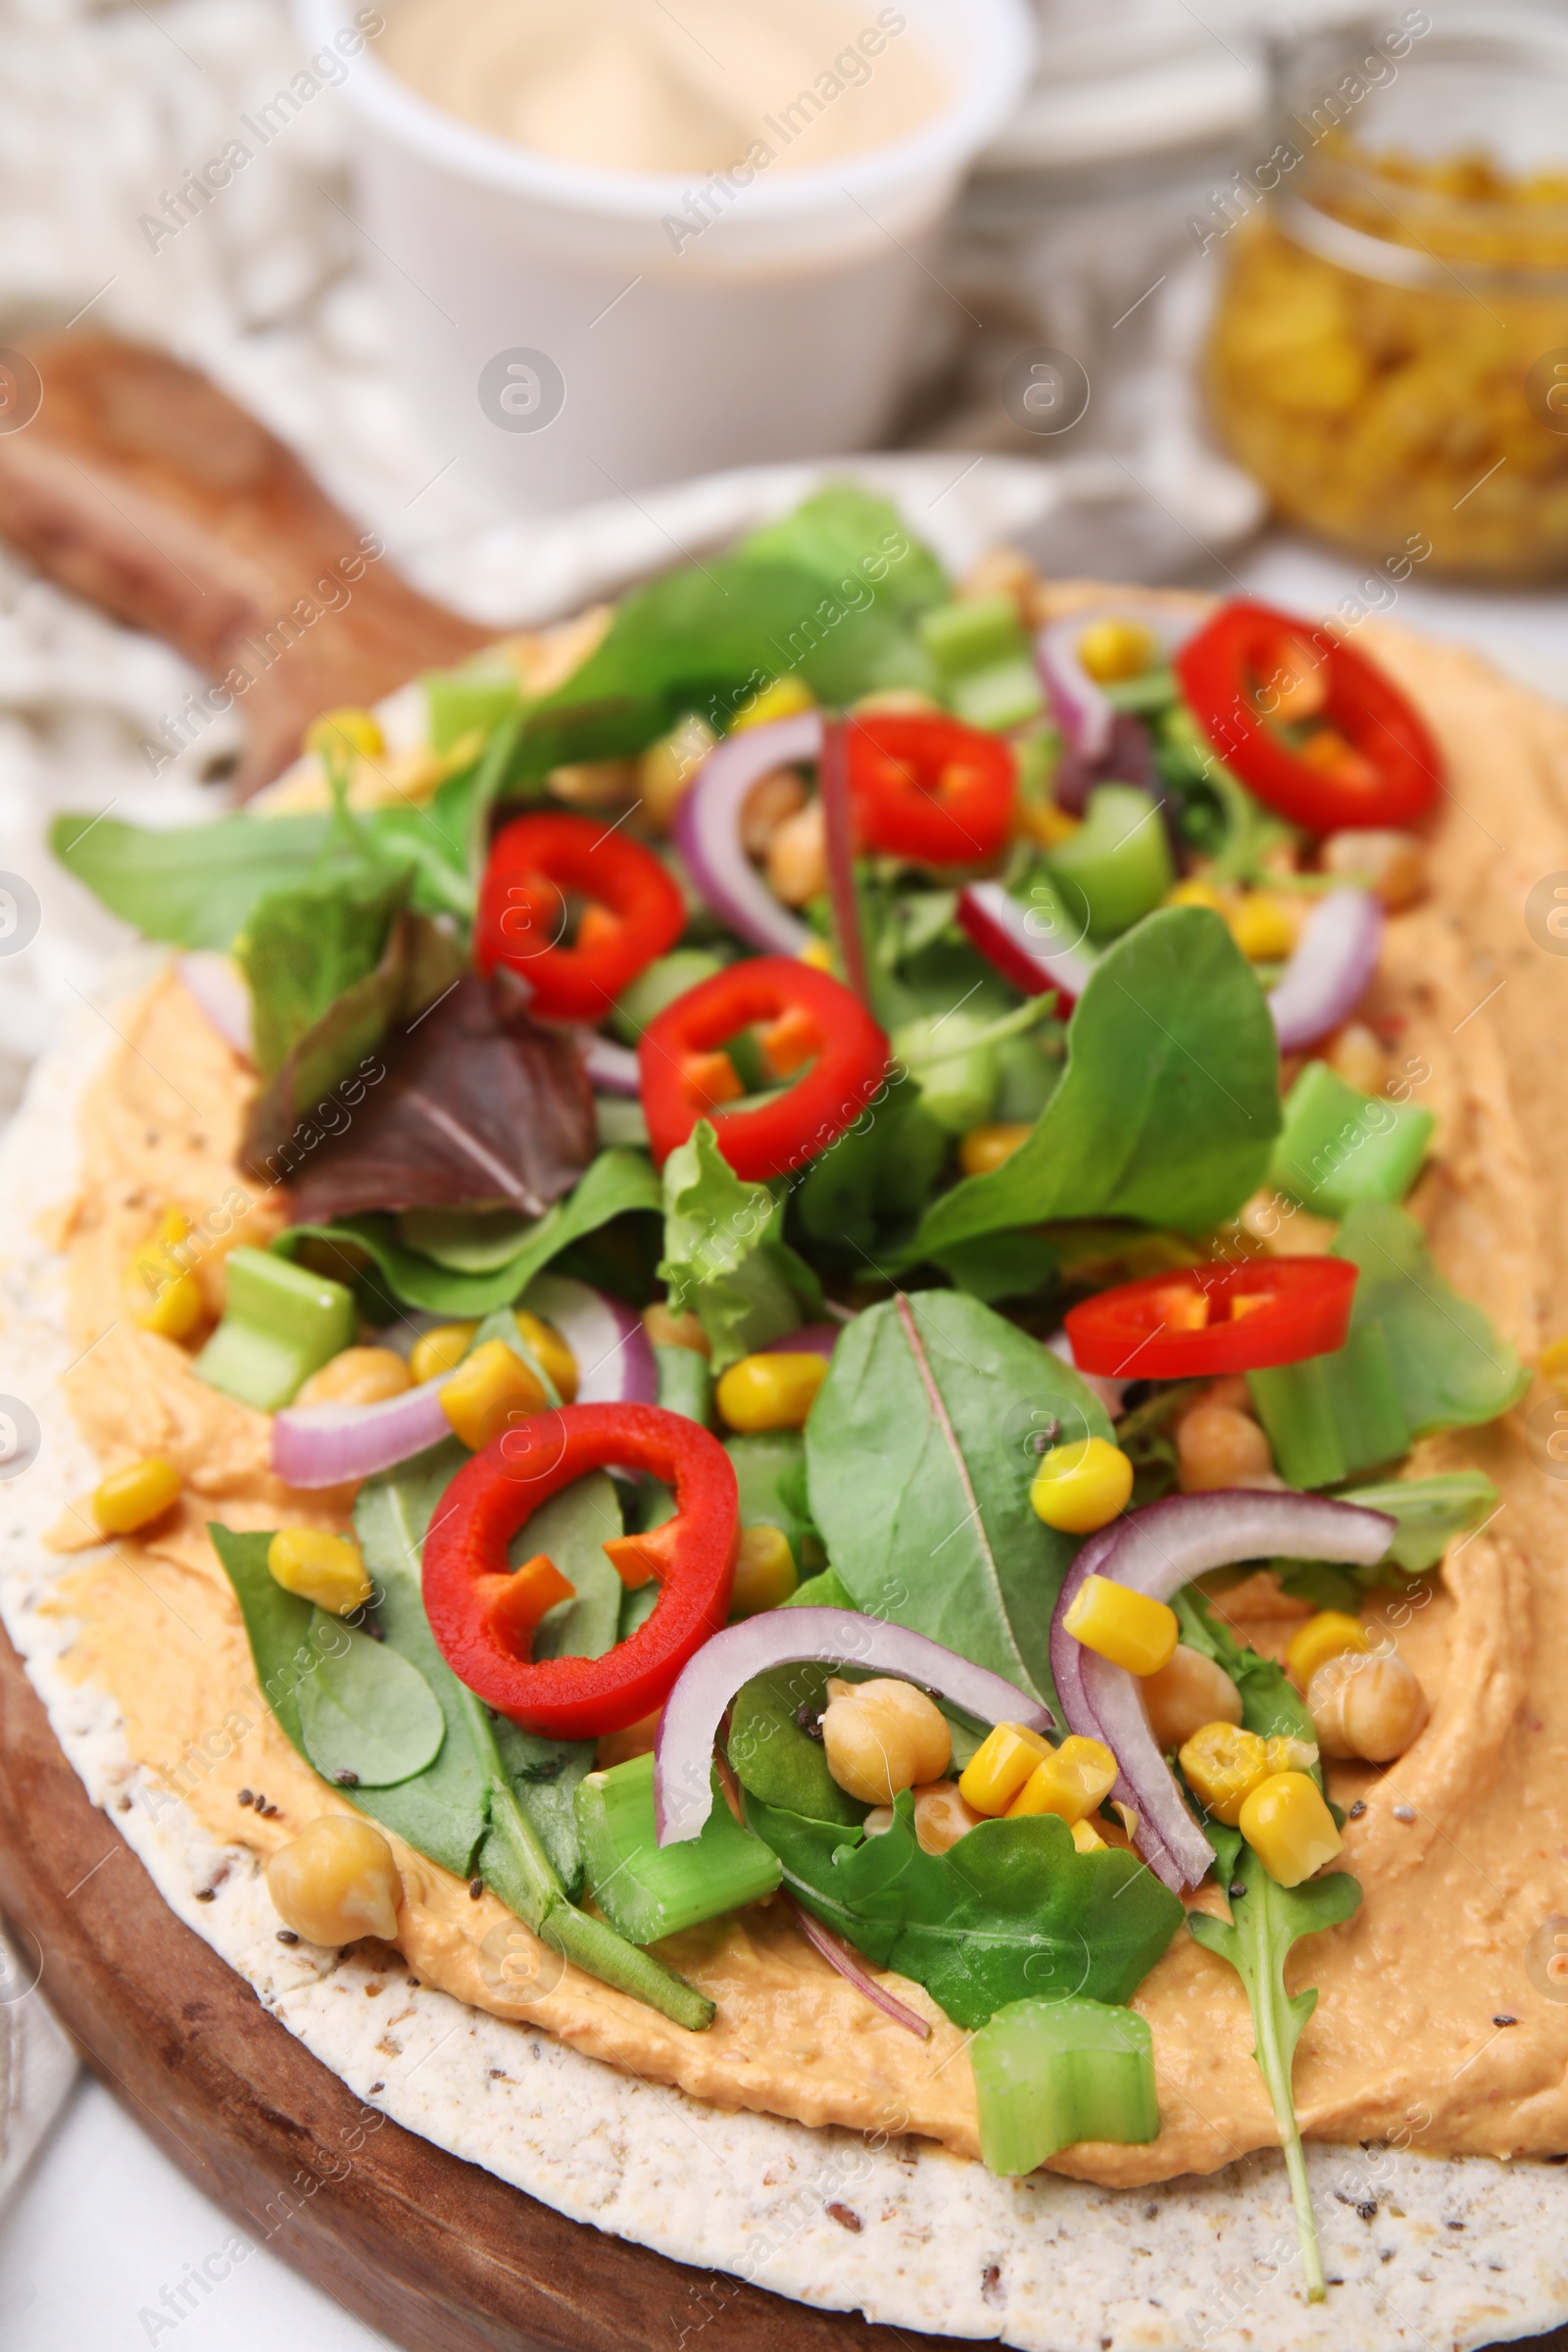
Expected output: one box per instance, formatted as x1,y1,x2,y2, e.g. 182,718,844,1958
0,334,490,794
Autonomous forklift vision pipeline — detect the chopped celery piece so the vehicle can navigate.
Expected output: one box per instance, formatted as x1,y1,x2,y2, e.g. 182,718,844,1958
1335,1471,1498,1571
574,1751,780,1943
1249,1322,1407,1490
919,595,1025,677
1103,664,1178,715
970,1995,1158,2176
1268,1060,1435,1216
194,1248,356,1410
1044,785,1174,940
611,950,725,1047
655,1343,712,1426
951,657,1046,733
424,667,520,755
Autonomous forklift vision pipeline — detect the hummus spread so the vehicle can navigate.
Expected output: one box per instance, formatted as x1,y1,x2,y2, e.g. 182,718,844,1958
44,615,1568,2182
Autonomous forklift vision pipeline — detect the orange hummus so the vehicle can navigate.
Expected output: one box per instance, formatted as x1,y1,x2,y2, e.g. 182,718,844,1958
43,612,1568,2184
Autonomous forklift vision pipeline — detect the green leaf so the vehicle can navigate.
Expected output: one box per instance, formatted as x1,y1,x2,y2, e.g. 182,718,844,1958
49,810,333,949
295,1616,446,1787
527,1470,624,1666
747,1789,1184,2031
274,1147,662,1316
658,1121,803,1371
237,862,413,1079
397,1207,537,1271
907,907,1282,1259
806,1291,1110,1705
728,1659,867,1829
1171,1588,1318,1765
1333,1201,1530,1438
1335,1472,1498,1573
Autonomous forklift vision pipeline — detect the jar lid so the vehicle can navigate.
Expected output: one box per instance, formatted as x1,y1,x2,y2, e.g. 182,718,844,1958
981,0,1265,172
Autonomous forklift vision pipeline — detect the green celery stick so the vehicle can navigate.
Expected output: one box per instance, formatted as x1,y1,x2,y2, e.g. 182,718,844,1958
951,657,1046,733
575,1751,781,1944
970,1996,1159,2177
918,595,1026,676
1268,1059,1435,1215
423,667,519,754
193,1248,356,1409
1044,785,1174,940
1249,1323,1408,1489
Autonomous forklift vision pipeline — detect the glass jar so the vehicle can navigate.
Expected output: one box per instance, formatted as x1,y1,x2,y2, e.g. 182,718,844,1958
1206,8,1568,579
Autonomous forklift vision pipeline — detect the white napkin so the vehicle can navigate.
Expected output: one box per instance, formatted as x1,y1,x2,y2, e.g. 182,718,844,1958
0,1926,76,2215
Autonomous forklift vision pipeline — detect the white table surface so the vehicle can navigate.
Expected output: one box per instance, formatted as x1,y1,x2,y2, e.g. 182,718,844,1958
1,520,1564,2352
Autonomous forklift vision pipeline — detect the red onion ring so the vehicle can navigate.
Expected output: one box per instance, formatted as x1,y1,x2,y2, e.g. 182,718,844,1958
672,713,817,955
655,1606,1052,1845
1049,1490,1396,1890
956,880,1093,1009
525,1273,658,1406
578,1032,642,1097
1045,1331,1125,1422
1036,606,1200,766
785,1893,930,2038
1267,888,1385,1054
770,1323,840,1359
176,953,253,1060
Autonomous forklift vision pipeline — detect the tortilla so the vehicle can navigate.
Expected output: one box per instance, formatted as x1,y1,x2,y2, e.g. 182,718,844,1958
5,609,1568,2347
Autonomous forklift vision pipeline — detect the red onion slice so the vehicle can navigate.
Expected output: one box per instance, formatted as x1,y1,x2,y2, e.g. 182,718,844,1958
1046,1330,1125,1422
522,1274,658,1406
818,718,873,1009
176,953,253,1060
770,1322,840,1359
579,1032,642,1097
1267,888,1385,1054
1037,606,1199,765
656,1606,1052,1845
273,1374,453,1489
956,880,1094,1010
672,713,818,956
785,1894,930,2039
1050,1491,1396,1890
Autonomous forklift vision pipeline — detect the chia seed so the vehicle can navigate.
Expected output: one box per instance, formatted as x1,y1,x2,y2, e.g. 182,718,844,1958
276,1930,300,1945
237,1789,255,1807
1348,1799,1366,1819
468,1877,484,1899
334,1770,360,1788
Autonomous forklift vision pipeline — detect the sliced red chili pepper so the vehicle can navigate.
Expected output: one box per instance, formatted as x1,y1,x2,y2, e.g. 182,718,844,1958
475,810,685,1022
421,1402,738,1739
1064,1257,1358,1379
639,956,890,1180
847,711,1017,866
1175,600,1442,833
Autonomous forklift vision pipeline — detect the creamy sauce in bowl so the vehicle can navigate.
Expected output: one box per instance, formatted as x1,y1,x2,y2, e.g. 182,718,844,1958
378,0,948,177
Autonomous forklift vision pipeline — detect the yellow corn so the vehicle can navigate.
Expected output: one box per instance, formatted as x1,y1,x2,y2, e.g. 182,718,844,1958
1029,1438,1134,1536
1286,1609,1369,1690
268,1526,372,1615
1018,797,1082,849
638,712,715,830
798,937,835,971
715,1350,827,1433
127,1207,204,1342
514,1309,577,1401
409,1322,478,1385
733,675,814,730
958,1123,1034,1179
439,1339,547,1450
1070,1817,1107,1854
1226,893,1298,962
1005,1735,1117,1825
730,1524,798,1617
1178,1719,1271,1826
1077,617,1159,685
1238,1770,1344,1887
91,1455,181,1536
1166,877,1228,912
957,1721,1054,1817
306,706,384,761
1062,1574,1178,1675
1541,1336,1568,1393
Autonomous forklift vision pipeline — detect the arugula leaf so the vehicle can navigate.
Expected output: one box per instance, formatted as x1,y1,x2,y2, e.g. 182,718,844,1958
49,811,334,949
237,859,412,1079
659,1121,808,1371
747,1789,1184,2031
275,1147,662,1316
295,1617,447,1787
806,1291,1112,1704
907,907,1282,1259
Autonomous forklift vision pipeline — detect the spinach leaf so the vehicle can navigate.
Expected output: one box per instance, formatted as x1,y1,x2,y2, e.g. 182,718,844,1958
295,1616,447,1787
1332,1201,1530,1436
1336,1471,1498,1573
397,1206,536,1271
793,1076,951,1262
908,907,1282,1259
49,811,333,949
274,1147,662,1316
806,1291,1110,1703
238,861,413,1078
729,1660,865,1828
747,1789,1184,2031
659,1121,808,1370
528,1470,624,1665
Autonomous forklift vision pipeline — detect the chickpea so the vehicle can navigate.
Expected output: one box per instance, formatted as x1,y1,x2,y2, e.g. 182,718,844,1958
546,758,638,810
1143,1644,1245,1752
765,799,827,907
267,1816,402,1946
295,1347,413,1410
1177,1403,1274,1493
1320,828,1426,911
1307,1649,1429,1763
956,546,1039,623
642,1302,710,1355
910,1780,983,1855
1323,1021,1387,1098
821,1677,952,1806
638,713,715,832
739,766,808,859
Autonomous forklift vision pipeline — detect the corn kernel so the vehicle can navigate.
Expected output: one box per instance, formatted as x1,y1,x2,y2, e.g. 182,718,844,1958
1237,1770,1344,1887
1165,877,1228,912
1062,1573,1178,1674
957,1721,1054,1816
715,1350,827,1433
440,1339,547,1450
733,675,815,730
127,1207,204,1342
958,1123,1034,1179
798,937,835,971
1178,1720,1270,1826
1226,893,1298,962
306,707,385,762
92,1455,181,1536
268,1527,372,1616
1070,1817,1107,1854
1285,1608,1369,1690
638,712,715,831
1077,617,1159,685
1018,798,1082,849
730,1524,798,1617
1542,1336,1568,1394
409,1322,478,1385
1005,1735,1117,1825
1030,1440,1135,1537
514,1309,578,1401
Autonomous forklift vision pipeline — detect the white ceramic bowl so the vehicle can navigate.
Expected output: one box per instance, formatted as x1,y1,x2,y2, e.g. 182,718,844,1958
299,0,1035,512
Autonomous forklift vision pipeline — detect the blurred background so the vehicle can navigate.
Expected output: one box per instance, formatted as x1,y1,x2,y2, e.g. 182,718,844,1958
3,0,1568,2341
